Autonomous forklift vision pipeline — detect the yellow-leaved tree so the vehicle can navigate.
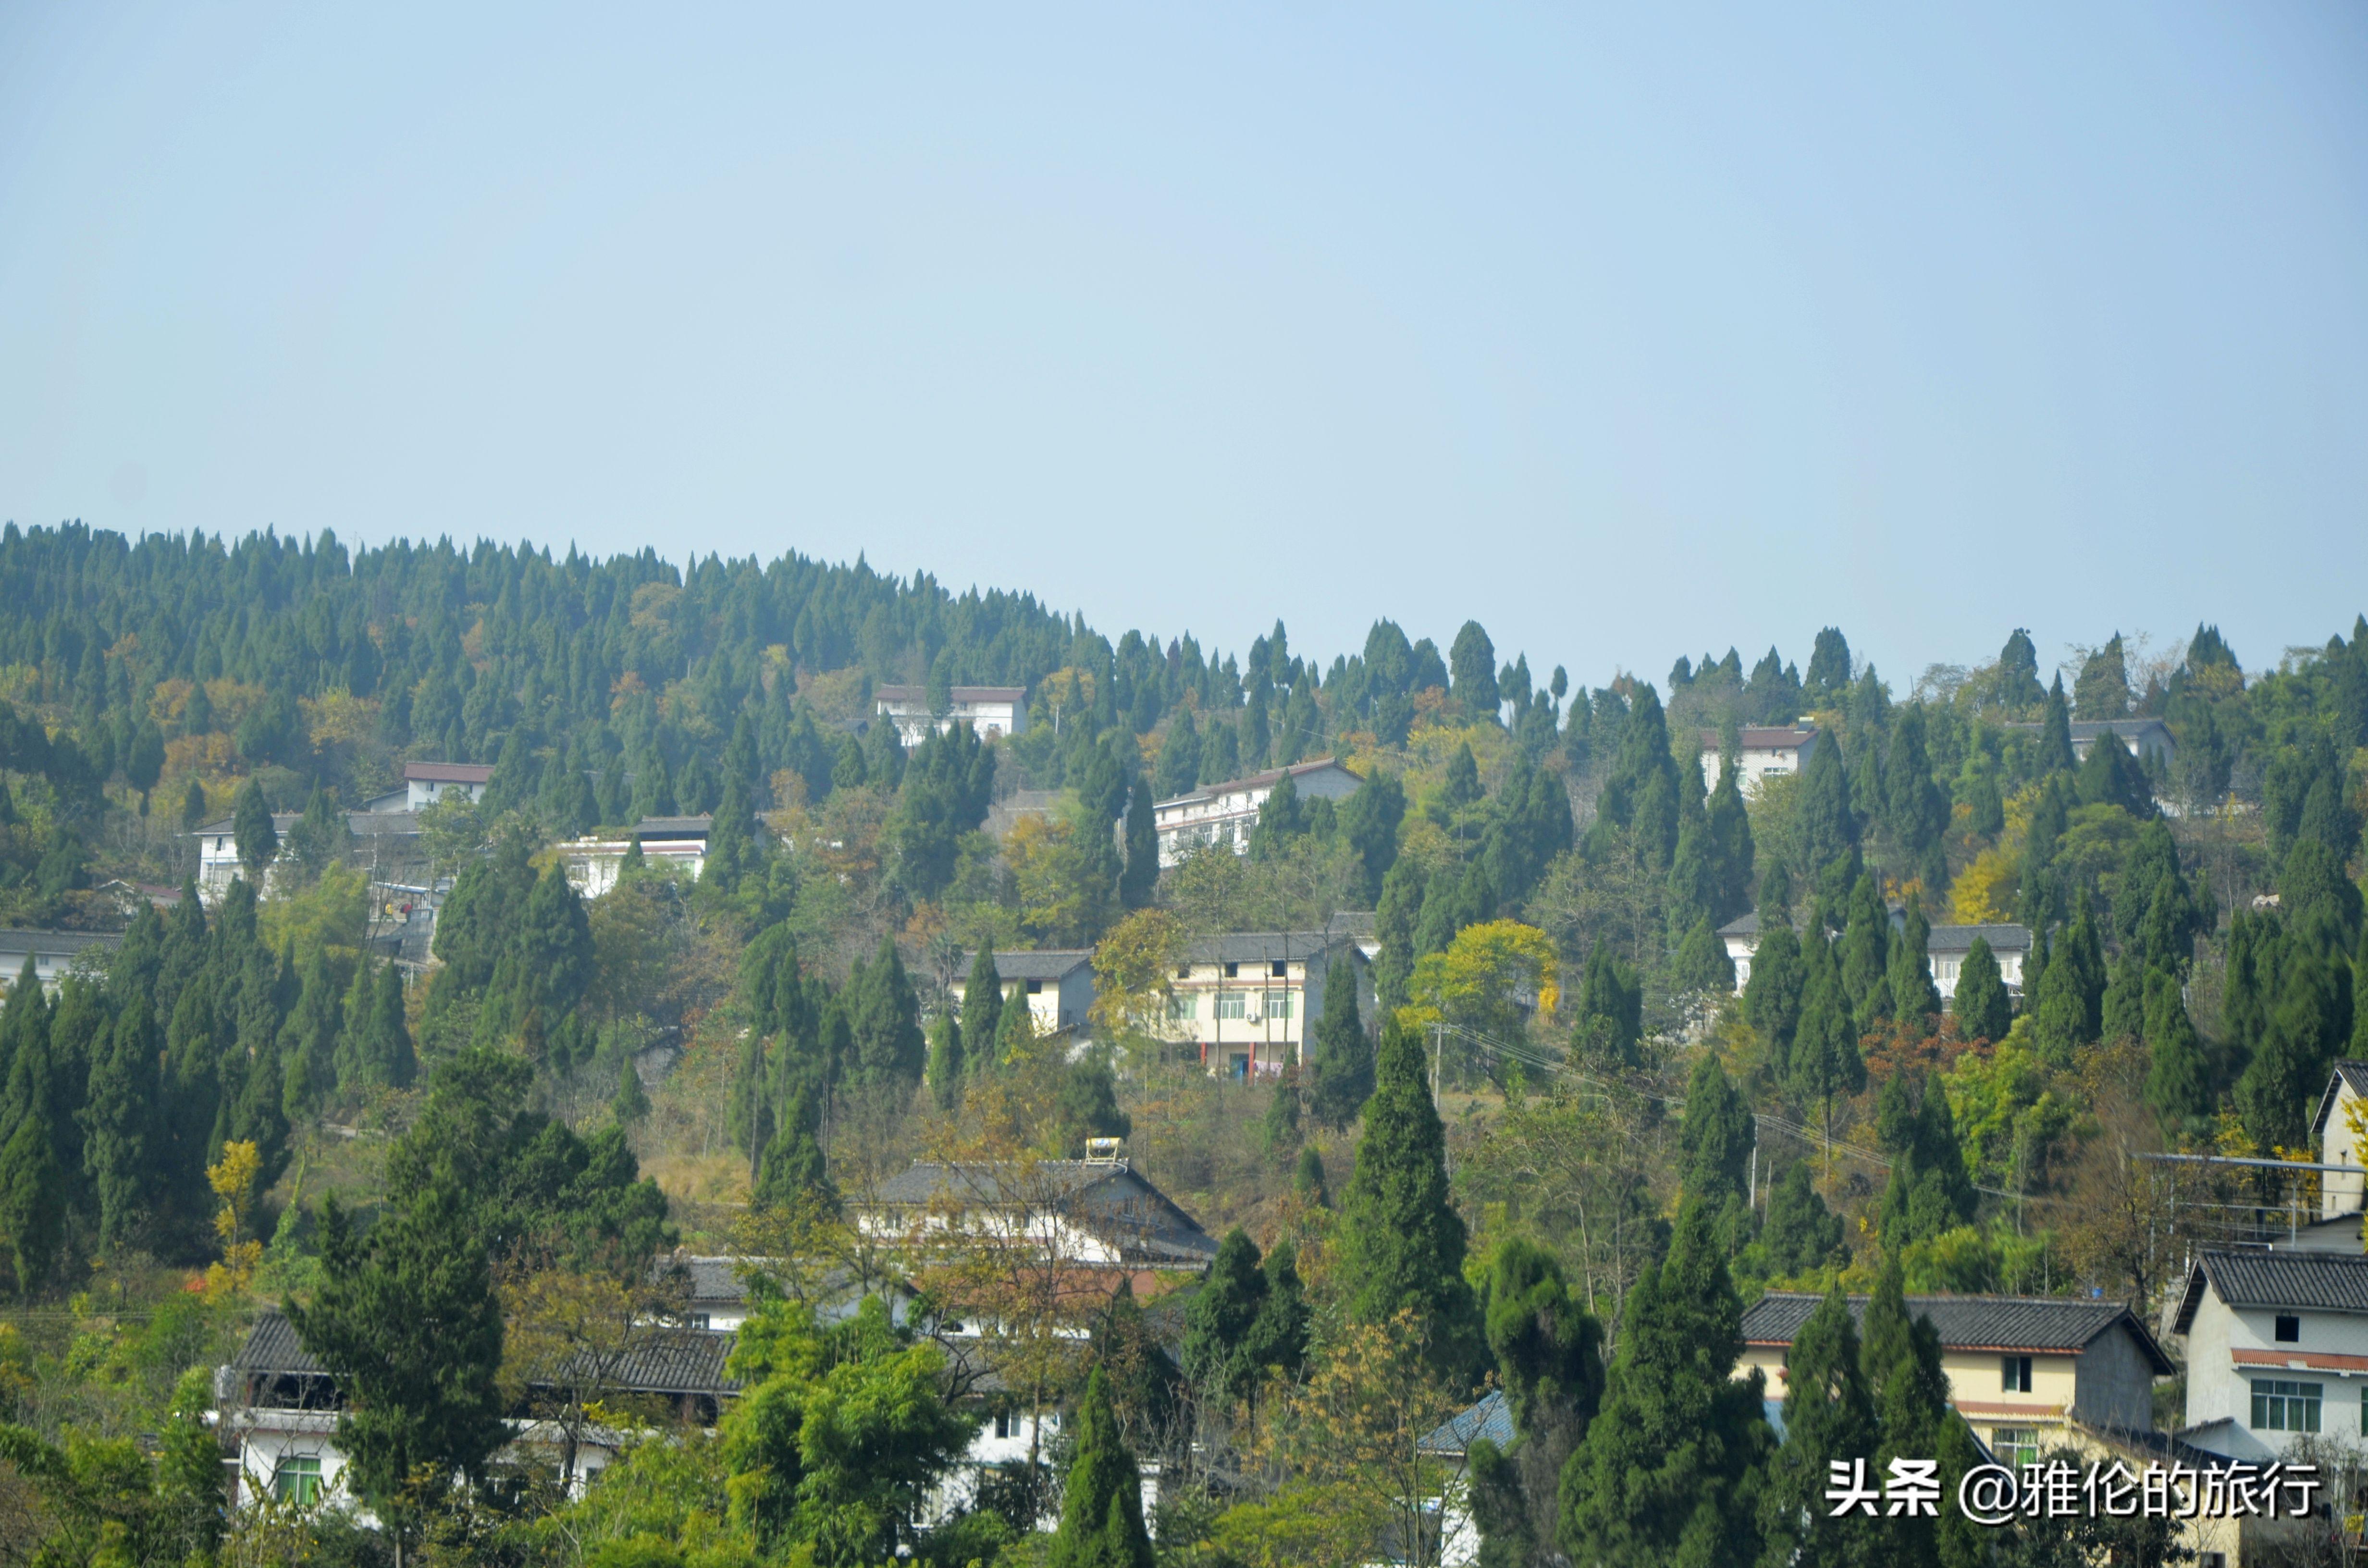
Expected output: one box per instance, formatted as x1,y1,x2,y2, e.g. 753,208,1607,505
204,1140,263,1298
1400,919,1559,1045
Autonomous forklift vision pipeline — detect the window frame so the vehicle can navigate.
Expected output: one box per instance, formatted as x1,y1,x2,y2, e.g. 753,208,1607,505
2274,1313,2301,1344
2251,1378,2323,1433
272,1453,323,1507
2001,1355,2034,1393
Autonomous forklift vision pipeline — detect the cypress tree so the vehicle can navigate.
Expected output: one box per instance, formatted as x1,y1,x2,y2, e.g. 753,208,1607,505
926,1011,964,1113
232,778,277,882
1757,1285,1876,1568
1745,921,1806,1066
1306,959,1373,1130
2238,944,2350,1154
1340,1017,1484,1380
847,936,925,1089
1678,1054,1754,1207
1837,874,1890,1033
84,999,159,1255
1883,703,1949,892
1796,732,1856,881
1761,1160,1844,1276
1887,894,1940,1033
1672,915,1735,995
1788,917,1863,1148
1471,1238,1603,1568
279,944,343,1124
1805,627,1851,704
2037,674,2075,774
2143,968,2211,1136
612,1052,650,1126
1951,937,2010,1044
368,961,416,1090
962,946,1004,1072
1559,1197,1770,1566
1862,1256,1951,1566
0,973,63,1294
1704,755,1755,924
1046,1366,1154,1568
753,1085,834,1213
1294,1144,1330,1206
1120,779,1159,908
1450,620,1500,719
1570,945,1643,1067
1242,1239,1310,1383
1182,1228,1267,1405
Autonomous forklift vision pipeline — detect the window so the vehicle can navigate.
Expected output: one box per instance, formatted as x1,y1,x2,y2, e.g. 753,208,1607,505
2275,1314,2301,1343
1990,1428,2040,1470
2252,1379,2322,1432
1167,993,1196,1022
1175,966,1192,980
1024,979,1043,995
1266,989,1294,1019
994,1411,1012,1440
2360,1386,2367,1436
1223,962,1240,979
1216,992,1246,1020
2001,1356,2033,1393
686,1312,711,1330
1270,960,1288,978
272,1453,322,1507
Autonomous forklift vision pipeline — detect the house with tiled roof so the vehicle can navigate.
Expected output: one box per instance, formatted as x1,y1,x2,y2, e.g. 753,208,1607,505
2310,1062,2368,1223
2171,1249,2368,1463
949,949,1098,1038
1149,930,1373,1081
1153,758,1361,867
1714,912,2030,1004
1695,724,1819,794
1741,1291,2170,1468
863,1153,1220,1274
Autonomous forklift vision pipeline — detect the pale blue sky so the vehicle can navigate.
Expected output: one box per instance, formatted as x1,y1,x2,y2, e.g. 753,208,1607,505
3,3,2364,689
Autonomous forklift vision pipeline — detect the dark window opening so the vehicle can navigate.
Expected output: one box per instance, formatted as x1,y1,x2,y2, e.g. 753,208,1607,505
1270,960,1287,977
2002,1355,2033,1393
1024,979,1043,994
2276,1314,2301,1344
1223,962,1239,978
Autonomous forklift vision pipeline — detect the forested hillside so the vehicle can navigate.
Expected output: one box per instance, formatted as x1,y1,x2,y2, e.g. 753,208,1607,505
1,519,2366,1567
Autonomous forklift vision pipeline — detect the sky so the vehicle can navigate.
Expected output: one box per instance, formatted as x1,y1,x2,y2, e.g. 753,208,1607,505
3,3,2365,695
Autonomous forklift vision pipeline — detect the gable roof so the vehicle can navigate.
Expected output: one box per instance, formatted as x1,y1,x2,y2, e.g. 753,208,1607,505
403,761,495,784
1926,923,2034,955
1181,932,1360,967
633,815,714,840
1697,726,1817,751
1744,1292,2173,1374
869,1159,1220,1267
234,1309,328,1375
1155,758,1357,811
875,685,1027,704
2173,1249,2368,1333
957,949,1095,984
232,1307,738,1396
1419,1389,1514,1455
2310,1062,2368,1139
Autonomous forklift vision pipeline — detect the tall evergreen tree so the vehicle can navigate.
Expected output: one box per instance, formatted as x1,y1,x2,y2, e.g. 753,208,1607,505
1788,913,1863,1148
2143,968,2212,1136
1306,960,1373,1130
1951,936,2010,1044
1744,921,1806,1066
83,998,156,1255
1450,620,1500,719
1470,1238,1603,1568
846,936,925,1090
1340,1017,1484,1380
1569,945,1643,1067
232,778,277,881
1837,874,1890,1034
1678,1054,1754,1208
1046,1366,1154,1568
1560,1197,1770,1567
1182,1228,1268,1406
279,944,344,1124
1760,1160,1843,1276
2073,632,2132,720
1796,731,1857,880
1119,779,1159,909
1882,703,1948,892
2036,674,2076,774
1804,627,1852,705
1757,1286,1876,1568
1861,1256,1951,1566
926,1011,964,1114
961,946,1004,1074
0,971,63,1294
1887,894,1940,1033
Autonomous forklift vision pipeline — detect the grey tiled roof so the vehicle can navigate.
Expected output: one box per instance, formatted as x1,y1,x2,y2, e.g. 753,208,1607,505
870,1161,1220,1266
1156,758,1356,809
579,1328,740,1395
2310,1062,2368,1137
958,949,1095,982
0,928,123,957
1926,923,2033,954
1717,913,1761,938
1419,1389,1514,1454
233,1310,328,1375
633,815,714,839
1744,1293,2172,1374
2173,1250,2368,1333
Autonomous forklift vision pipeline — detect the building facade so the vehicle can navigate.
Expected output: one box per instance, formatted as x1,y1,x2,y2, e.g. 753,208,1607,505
874,686,1026,747
2172,1250,2368,1461
1696,725,1819,793
1153,759,1361,868
949,948,1098,1037
1147,932,1371,1080
401,760,495,809
557,815,713,899
1715,913,2029,1003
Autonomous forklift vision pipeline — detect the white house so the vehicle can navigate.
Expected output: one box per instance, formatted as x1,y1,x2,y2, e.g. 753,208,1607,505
1714,913,2029,1003
401,760,494,809
191,811,301,900
858,1152,1221,1272
949,949,1098,1037
875,686,1027,748
1151,932,1372,1081
0,928,122,992
557,815,712,899
1153,759,1361,868
2172,1249,2368,1462
1696,726,1818,794
2309,1064,2368,1222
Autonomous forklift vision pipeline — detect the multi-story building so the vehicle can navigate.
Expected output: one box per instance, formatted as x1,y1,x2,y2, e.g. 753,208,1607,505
2172,1249,2368,1463
1696,725,1818,793
1153,759,1360,868
556,814,712,899
399,760,495,809
1150,931,1371,1080
1715,913,2029,1003
875,686,1027,747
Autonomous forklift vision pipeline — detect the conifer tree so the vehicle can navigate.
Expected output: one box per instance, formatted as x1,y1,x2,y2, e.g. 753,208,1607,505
1470,1238,1602,1568
367,960,416,1090
1805,626,1852,704
1952,937,2010,1045
1883,702,1949,892
2143,968,2211,1137
1120,779,1159,909
1887,894,1940,1032
1156,709,1201,800
1294,1144,1330,1207
1861,1256,1951,1565
1745,921,1806,1067
2073,632,2132,720
1704,755,1755,924
1788,916,1863,1152
611,1049,650,1126
1672,915,1735,995
1047,1366,1154,1568
1182,1228,1268,1405
926,1011,963,1113
1442,740,1483,813
1679,1054,1755,1207
0,972,63,1294
1340,1017,1483,1380
1451,620,1500,719
1797,731,1856,880
846,936,925,1089
1761,1160,1843,1275
1997,628,2046,712
1570,945,1643,1067
1560,1197,1770,1566
962,946,1004,1072
279,944,343,1124
84,998,157,1255
2074,725,2153,817
1339,772,1406,906
753,1085,834,1213
1837,874,1890,1033
2037,674,2076,774
1306,960,1373,1130
232,778,277,882
1758,1285,1876,1568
